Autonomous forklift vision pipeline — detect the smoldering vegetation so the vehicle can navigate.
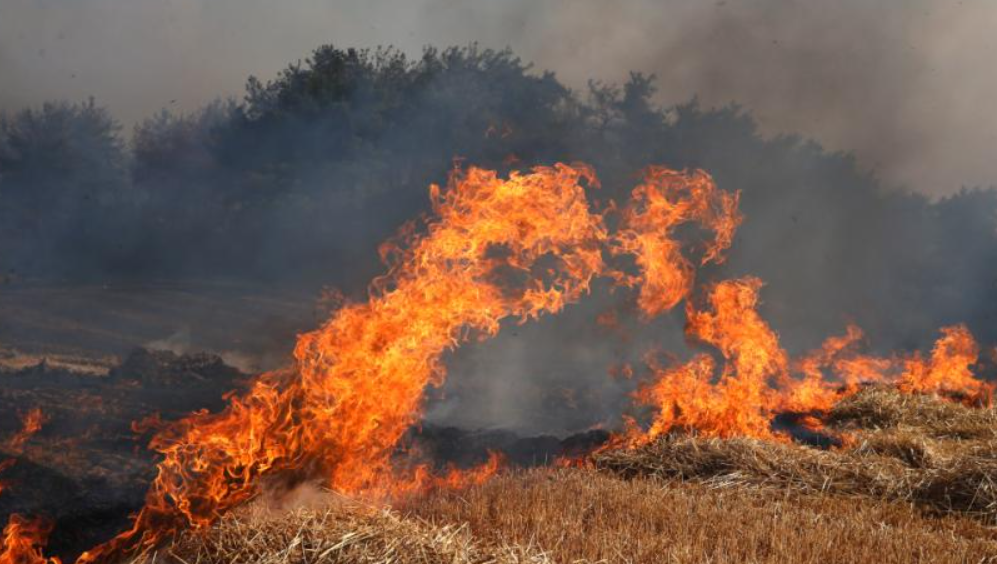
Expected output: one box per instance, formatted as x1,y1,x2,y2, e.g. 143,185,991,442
150,389,997,564
0,350,607,560
2,44,997,436
595,387,997,521
0,349,247,556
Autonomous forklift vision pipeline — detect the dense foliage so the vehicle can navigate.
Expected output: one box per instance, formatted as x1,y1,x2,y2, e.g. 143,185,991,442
1,45,995,350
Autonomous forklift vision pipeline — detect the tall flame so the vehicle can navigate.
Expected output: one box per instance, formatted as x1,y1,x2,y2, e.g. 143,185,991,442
73,163,739,563
3,161,990,563
611,167,741,317
77,163,623,562
632,277,993,442
633,278,788,441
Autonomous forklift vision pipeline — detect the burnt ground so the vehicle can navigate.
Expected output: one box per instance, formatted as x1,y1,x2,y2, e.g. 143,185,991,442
0,349,248,556
0,280,320,372
0,282,614,559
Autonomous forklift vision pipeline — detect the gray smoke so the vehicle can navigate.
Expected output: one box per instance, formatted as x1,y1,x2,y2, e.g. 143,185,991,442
2,0,996,195
2,1,997,438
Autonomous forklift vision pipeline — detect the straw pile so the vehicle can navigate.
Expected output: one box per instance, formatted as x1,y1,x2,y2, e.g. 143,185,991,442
128,502,550,564
594,387,997,520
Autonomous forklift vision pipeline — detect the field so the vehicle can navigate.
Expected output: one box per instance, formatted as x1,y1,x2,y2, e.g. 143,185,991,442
3,285,997,563
138,388,997,564
0,281,315,373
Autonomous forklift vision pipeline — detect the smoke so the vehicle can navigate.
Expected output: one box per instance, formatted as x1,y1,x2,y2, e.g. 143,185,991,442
2,1,997,437
2,0,996,195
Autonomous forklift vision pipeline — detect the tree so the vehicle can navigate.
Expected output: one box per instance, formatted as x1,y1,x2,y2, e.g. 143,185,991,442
0,98,129,277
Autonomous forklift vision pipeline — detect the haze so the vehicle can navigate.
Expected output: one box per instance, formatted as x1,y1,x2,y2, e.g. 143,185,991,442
1,0,995,195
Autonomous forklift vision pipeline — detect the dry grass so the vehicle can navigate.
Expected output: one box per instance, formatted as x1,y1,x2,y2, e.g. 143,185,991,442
127,468,997,564
595,388,997,521
130,499,550,564
127,388,997,564
828,386,997,441
406,468,997,564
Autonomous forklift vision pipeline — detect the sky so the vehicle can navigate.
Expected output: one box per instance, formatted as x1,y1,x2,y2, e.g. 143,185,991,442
1,0,995,195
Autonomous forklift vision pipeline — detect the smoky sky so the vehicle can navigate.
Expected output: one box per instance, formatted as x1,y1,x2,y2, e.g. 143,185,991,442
1,0,996,196
4,0,997,439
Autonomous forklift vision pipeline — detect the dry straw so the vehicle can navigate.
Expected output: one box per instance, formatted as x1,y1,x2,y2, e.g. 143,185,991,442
129,501,550,564
595,387,997,520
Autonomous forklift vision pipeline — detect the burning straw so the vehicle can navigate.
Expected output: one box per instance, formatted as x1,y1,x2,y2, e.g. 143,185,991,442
595,387,997,521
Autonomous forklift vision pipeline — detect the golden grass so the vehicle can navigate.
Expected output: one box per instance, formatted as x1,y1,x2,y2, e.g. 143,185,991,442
130,499,550,564
595,388,997,520
828,386,997,441
128,467,997,564
406,468,997,564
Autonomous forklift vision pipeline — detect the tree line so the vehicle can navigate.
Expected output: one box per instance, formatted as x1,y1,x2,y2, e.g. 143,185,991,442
2,44,995,351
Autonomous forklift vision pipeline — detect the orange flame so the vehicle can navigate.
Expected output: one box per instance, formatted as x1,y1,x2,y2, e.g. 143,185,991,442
900,325,989,401
780,324,883,413
6,161,991,563
72,163,739,563
634,278,787,441
611,167,741,317
0,516,60,564
77,163,619,562
632,277,992,443
7,409,46,453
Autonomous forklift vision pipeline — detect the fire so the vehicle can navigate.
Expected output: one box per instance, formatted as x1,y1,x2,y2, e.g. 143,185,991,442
900,325,987,400
7,409,46,453
77,163,615,562
779,324,882,414
611,167,741,317
632,277,992,442
3,161,992,563
0,516,59,564
70,163,740,563
634,278,788,441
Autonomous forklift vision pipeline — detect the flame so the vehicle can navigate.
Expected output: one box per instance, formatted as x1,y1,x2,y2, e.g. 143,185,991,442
781,324,882,413
900,325,989,400
426,451,504,492
633,278,992,442
71,164,739,563
611,167,741,317
7,409,46,453
0,516,59,564
77,163,617,562
634,278,788,441
4,161,992,562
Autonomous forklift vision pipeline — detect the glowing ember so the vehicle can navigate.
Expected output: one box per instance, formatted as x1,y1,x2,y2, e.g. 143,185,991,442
6,410,46,454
